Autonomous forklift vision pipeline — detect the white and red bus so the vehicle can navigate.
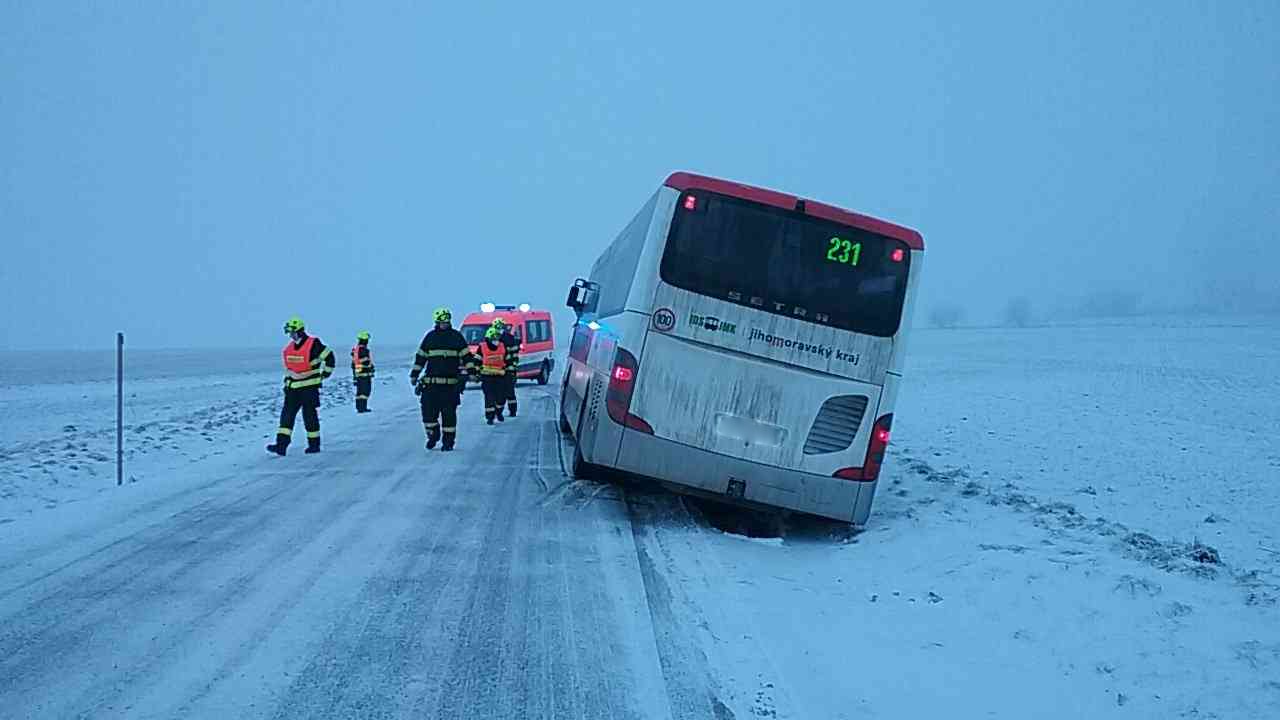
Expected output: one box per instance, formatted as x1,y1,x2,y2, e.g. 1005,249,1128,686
561,172,924,525
460,304,557,385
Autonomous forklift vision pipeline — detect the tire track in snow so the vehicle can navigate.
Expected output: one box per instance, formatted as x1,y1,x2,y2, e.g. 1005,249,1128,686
896,450,1280,607
0,460,381,713
169,459,438,716
270,430,528,718
626,492,738,720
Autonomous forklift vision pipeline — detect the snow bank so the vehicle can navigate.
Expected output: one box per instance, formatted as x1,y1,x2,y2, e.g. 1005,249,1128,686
637,315,1280,719
0,346,416,521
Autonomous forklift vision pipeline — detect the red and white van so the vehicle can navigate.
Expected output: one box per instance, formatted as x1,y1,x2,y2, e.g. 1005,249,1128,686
460,304,557,384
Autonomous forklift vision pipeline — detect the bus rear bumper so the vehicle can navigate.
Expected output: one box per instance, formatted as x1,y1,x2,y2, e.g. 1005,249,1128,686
616,430,877,525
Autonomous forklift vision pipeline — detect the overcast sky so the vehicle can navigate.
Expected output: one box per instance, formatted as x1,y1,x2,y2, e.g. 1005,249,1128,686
2,1,1277,350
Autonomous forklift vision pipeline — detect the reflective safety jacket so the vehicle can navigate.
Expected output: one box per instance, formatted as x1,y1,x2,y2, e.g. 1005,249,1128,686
351,343,375,378
282,334,335,390
498,330,520,375
410,327,477,387
478,340,508,376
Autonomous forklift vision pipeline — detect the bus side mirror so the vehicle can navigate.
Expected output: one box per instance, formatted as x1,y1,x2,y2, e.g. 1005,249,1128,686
566,286,584,311
566,279,598,316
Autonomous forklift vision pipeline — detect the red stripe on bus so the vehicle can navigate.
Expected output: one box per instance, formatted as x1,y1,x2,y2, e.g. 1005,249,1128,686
663,171,925,250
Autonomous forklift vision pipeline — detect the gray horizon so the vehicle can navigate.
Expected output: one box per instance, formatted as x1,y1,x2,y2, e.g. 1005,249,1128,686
3,2,1277,351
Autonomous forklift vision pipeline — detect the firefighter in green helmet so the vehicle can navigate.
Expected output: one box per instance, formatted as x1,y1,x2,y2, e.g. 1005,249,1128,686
490,317,521,419
410,308,476,451
267,316,335,456
351,330,375,413
476,326,509,425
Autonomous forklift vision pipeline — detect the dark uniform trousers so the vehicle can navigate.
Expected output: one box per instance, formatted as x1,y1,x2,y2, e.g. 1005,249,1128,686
420,385,459,447
499,373,518,417
277,386,321,451
508,373,518,413
354,377,372,412
481,376,506,422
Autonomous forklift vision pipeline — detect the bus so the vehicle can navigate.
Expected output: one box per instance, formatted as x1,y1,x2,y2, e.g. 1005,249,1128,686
459,304,557,385
560,172,924,525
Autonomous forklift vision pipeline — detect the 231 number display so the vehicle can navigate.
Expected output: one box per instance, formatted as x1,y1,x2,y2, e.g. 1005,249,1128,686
825,237,862,267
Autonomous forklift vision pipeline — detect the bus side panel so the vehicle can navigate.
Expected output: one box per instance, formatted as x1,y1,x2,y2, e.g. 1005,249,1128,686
562,360,585,435
623,187,680,315
888,250,924,374
562,323,596,438
580,314,647,467
575,322,619,464
589,193,659,321
852,370,902,524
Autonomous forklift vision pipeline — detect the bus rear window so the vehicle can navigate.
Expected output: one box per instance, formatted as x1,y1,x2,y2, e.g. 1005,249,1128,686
660,191,911,337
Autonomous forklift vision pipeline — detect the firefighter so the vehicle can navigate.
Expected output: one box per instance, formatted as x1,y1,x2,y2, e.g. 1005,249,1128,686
491,318,521,418
476,326,509,425
267,316,335,456
351,330,375,413
410,308,476,451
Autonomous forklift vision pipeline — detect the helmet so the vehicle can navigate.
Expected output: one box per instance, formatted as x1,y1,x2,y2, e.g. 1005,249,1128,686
490,317,507,330
433,307,452,324
485,326,500,340
356,330,370,341
283,316,305,334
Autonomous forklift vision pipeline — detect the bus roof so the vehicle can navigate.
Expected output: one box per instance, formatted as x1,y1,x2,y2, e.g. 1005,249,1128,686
663,171,925,251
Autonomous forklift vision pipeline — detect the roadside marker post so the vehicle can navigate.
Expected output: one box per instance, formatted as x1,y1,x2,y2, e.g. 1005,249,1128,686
117,332,123,486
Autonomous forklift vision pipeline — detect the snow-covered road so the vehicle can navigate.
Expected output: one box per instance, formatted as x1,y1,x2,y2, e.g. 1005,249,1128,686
0,387,715,719
2,316,1278,719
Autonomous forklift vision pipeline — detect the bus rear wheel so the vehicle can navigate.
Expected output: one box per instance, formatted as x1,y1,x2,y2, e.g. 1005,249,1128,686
537,361,550,385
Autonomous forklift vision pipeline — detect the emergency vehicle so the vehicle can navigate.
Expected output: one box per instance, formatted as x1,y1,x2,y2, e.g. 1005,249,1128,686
460,304,557,385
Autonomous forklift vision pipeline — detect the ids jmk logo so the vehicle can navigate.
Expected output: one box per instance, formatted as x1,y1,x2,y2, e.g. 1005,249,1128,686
688,312,737,335
652,308,676,332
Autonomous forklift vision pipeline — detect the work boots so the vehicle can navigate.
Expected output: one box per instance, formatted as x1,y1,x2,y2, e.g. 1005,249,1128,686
305,438,321,454
266,443,287,456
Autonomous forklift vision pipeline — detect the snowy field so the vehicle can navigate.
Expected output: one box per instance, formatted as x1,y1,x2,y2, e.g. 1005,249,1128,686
632,314,1280,719
1,317,1278,718
0,345,417,519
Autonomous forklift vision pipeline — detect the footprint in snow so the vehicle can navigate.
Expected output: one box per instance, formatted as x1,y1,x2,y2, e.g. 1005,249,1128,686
1114,574,1162,597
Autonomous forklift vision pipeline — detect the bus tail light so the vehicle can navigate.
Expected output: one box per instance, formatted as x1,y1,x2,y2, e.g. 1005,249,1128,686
683,194,698,211
833,414,893,482
606,348,653,434
890,248,905,263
